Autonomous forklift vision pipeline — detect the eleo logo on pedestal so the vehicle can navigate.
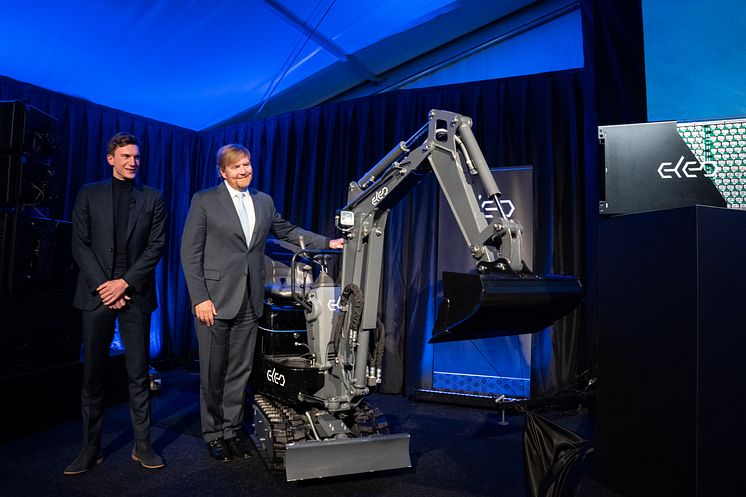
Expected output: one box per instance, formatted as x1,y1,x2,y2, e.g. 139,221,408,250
658,157,720,179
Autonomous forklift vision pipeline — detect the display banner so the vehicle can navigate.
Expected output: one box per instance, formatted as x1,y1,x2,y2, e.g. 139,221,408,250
434,166,534,398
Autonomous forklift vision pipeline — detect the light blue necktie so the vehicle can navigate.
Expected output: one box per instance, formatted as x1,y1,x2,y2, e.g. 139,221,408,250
236,192,252,247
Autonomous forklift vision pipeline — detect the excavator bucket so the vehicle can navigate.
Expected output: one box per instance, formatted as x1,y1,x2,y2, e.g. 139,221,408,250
430,272,583,343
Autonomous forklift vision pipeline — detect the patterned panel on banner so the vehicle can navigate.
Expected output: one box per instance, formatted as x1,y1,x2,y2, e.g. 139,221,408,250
433,166,535,399
678,120,746,209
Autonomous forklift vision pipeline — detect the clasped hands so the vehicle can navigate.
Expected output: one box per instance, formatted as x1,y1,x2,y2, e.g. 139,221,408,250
97,278,130,309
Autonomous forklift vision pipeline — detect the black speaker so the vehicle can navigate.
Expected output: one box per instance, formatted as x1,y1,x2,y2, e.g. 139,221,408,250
0,213,78,377
0,101,57,207
0,211,75,295
0,154,57,206
0,100,56,158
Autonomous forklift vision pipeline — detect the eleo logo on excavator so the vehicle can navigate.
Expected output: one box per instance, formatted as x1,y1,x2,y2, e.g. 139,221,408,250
371,187,389,206
328,297,340,312
267,367,286,387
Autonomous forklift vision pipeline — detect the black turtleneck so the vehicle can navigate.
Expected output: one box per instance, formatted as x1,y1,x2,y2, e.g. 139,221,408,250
112,177,134,278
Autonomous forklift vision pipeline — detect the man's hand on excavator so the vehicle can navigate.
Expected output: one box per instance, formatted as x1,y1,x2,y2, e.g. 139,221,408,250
329,238,344,249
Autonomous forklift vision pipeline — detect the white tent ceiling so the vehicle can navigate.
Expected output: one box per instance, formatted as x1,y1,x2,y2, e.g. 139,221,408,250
0,0,539,130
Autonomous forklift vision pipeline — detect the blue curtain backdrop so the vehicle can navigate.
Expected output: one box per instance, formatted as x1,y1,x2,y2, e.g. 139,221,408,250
200,71,589,396
579,0,648,377
0,75,197,361
1,68,589,396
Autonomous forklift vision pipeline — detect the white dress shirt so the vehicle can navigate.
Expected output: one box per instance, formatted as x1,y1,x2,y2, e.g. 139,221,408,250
224,181,256,248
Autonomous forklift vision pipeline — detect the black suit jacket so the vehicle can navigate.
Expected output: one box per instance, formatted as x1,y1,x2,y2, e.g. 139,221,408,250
71,179,167,312
180,183,328,320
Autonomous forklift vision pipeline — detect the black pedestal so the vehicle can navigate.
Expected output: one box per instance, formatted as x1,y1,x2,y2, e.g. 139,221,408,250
596,205,746,497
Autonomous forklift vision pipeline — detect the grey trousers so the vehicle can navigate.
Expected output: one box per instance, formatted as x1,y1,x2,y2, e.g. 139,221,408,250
195,292,258,442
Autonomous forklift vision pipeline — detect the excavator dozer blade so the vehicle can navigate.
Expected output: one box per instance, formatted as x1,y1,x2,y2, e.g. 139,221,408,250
430,272,583,343
284,433,411,481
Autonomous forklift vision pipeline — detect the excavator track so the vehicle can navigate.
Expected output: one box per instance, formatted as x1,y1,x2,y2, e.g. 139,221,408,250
351,402,390,436
251,394,307,471
252,394,410,480
252,395,393,472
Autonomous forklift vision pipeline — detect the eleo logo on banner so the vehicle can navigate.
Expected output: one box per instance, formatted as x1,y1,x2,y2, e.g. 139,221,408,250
658,157,720,179
478,194,515,218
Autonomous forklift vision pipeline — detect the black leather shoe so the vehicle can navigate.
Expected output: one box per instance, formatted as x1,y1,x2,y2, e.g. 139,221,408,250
131,439,165,469
63,446,103,476
207,438,233,462
226,434,253,459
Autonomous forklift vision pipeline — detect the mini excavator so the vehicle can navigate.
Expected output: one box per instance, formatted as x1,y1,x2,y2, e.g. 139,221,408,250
250,110,582,481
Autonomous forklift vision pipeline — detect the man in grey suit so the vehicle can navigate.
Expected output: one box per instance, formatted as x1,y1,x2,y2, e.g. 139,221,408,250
65,133,166,475
181,144,342,462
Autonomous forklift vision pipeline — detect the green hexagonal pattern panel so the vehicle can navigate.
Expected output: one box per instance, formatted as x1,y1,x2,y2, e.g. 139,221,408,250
678,121,746,209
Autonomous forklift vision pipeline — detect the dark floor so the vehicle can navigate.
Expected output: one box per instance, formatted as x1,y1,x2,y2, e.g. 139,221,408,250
0,369,615,497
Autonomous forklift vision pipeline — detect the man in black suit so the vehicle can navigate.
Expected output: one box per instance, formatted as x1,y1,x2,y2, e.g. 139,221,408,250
181,144,342,462
65,133,167,475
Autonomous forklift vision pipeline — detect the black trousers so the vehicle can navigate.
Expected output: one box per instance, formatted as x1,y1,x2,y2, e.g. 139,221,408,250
195,290,258,442
80,302,152,448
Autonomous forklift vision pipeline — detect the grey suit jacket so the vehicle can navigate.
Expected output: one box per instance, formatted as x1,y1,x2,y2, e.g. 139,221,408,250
71,179,167,312
180,183,329,320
